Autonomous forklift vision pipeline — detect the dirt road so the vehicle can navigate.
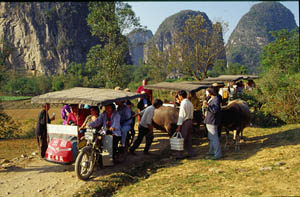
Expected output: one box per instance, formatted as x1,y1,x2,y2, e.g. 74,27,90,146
0,131,170,197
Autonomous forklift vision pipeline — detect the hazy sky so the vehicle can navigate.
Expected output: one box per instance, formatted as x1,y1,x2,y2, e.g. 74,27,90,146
127,1,299,44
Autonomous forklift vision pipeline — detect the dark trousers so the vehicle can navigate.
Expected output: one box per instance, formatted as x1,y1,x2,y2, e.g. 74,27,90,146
177,119,194,158
113,135,121,160
36,132,48,158
130,125,154,153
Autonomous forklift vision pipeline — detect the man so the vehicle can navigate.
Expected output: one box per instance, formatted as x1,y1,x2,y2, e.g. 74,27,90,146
176,90,195,159
35,103,55,158
130,99,163,155
137,90,151,122
136,79,153,103
116,101,132,148
188,90,202,124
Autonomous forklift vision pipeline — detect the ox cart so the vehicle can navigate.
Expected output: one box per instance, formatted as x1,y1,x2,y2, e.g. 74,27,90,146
31,87,143,180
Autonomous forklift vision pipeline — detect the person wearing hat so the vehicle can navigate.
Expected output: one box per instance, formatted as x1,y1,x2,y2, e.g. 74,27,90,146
203,87,222,160
212,83,224,105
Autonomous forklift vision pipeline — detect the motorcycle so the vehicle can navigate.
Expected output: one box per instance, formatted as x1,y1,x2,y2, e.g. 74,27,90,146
75,126,132,180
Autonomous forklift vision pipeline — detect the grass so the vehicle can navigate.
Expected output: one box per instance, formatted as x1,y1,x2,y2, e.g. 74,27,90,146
2,106,63,138
0,96,31,101
74,124,300,197
0,138,37,160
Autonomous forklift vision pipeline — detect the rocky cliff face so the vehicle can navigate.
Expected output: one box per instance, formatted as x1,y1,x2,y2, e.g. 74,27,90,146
226,2,298,73
0,2,99,75
144,10,226,64
127,28,153,65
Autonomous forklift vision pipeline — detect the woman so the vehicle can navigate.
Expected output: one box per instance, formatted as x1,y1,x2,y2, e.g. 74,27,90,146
78,106,100,138
61,104,71,125
88,103,121,162
66,104,89,127
203,87,222,160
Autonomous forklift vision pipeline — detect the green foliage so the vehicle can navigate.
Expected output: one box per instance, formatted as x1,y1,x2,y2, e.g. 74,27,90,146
208,61,249,77
253,28,300,124
226,63,249,75
261,28,299,74
148,14,227,81
233,91,284,127
0,96,31,101
86,2,141,88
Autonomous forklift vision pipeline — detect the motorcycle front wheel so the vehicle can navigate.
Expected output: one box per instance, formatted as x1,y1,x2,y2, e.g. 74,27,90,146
75,146,95,180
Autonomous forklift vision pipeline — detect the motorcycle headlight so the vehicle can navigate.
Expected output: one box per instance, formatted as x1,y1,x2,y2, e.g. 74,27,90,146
85,131,94,141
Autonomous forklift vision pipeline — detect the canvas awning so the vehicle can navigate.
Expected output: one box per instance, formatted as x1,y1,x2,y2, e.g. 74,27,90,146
144,82,209,93
218,75,259,80
31,87,143,106
188,75,259,85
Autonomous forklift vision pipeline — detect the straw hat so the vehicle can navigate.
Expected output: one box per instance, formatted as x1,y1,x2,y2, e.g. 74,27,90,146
114,86,122,90
212,82,224,87
124,88,130,92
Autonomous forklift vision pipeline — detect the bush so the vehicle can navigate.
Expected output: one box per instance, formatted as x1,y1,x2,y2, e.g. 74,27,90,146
233,91,285,127
0,106,22,139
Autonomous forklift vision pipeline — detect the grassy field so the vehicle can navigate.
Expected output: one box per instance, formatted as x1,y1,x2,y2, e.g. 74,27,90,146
0,101,63,159
0,96,32,101
74,124,300,197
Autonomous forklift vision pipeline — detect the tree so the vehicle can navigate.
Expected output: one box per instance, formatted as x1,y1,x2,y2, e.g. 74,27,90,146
168,15,227,80
86,2,141,88
253,28,300,123
261,28,299,74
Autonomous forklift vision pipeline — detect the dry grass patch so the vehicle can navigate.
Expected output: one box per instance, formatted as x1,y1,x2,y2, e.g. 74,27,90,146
0,138,37,160
76,124,300,197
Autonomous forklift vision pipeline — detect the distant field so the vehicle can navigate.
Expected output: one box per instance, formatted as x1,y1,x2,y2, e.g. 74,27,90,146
0,96,31,101
1,99,64,139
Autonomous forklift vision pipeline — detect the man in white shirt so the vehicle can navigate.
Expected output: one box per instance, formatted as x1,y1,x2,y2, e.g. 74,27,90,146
176,90,196,159
130,99,163,155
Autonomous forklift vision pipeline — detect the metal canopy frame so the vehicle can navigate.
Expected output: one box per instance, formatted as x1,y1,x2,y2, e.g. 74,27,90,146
31,87,143,106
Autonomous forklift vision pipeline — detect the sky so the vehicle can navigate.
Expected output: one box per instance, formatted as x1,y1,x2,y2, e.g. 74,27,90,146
127,1,299,44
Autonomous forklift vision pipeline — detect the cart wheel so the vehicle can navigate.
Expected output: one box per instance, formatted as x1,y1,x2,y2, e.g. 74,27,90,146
75,146,95,180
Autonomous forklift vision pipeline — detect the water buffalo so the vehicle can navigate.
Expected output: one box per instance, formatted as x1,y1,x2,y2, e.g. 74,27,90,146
152,100,250,152
152,106,178,137
220,99,251,151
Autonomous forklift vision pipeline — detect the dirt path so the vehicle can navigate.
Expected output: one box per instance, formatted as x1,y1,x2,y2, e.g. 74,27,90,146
0,131,170,197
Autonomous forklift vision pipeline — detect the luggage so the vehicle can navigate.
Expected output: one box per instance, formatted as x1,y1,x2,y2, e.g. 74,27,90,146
170,132,184,151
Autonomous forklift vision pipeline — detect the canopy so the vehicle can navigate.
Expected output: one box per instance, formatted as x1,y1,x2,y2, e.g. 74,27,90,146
31,87,143,106
144,82,209,93
218,75,259,80
187,75,259,85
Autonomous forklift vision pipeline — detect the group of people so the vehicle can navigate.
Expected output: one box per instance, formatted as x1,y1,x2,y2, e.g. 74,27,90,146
35,78,235,162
